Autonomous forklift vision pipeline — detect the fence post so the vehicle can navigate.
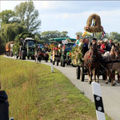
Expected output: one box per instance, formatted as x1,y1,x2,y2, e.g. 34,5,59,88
92,82,106,120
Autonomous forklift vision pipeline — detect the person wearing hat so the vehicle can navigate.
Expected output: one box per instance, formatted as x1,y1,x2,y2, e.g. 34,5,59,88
90,38,97,46
81,38,89,56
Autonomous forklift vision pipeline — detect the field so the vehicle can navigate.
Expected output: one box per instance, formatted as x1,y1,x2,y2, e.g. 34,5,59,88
0,56,112,120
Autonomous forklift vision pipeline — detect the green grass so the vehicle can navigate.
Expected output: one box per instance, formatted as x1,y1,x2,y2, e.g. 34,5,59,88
0,56,112,120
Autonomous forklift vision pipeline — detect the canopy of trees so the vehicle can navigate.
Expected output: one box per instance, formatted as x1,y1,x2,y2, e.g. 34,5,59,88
0,10,15,24
0,1,120,54
15,1,41,32
0,1,41,54
41,30,68,42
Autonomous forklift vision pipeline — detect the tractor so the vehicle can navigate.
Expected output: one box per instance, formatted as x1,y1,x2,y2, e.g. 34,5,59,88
17,37,36,60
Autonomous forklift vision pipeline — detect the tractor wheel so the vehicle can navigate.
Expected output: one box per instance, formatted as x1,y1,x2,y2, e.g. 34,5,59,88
57,61,59,66
76,66,80,79
60,61,63,66
38,57,41,62
53,61,55,65
27,56,30,60
80,66,85,82
45,58,48,62
31,56,35,60
21,54,25,60
62,60,65,67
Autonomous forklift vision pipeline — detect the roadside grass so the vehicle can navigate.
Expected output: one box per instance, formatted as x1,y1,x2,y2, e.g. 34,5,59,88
0,56,112,120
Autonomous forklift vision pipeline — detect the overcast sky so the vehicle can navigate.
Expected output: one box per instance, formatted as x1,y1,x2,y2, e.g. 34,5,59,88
1,1,120,38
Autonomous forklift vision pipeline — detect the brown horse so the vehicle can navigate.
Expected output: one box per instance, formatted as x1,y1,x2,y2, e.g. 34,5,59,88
111,46,120,83
103,45,120,86
84,44,102,84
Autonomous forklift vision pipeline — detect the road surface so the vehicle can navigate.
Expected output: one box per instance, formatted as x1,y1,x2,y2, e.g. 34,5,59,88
43,62,120,120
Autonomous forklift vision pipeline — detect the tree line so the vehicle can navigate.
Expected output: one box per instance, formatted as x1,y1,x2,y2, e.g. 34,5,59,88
0,1,41,54
0,1,120,54
76,32,120,42
0,1,69,54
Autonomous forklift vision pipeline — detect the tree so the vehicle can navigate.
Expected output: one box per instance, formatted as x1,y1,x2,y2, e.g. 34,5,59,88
41,30,69,42
15,1,41,33
109,32,120,41
0,23,26,44
0,35,5,54
41,30,61,42
0,10,15,24
61,31,68,37
76,32,83,36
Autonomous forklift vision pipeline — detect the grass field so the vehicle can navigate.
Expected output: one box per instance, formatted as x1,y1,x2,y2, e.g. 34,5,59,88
0,56,112,120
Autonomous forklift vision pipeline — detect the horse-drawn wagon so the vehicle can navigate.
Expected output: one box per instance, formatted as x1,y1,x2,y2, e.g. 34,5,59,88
75,14,120,86
75,14,107,83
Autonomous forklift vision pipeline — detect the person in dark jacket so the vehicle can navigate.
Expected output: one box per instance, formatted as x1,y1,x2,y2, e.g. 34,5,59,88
82,38,89,56
107,39,115,51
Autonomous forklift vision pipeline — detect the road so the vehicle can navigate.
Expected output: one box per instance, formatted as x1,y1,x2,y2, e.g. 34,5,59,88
4,56,120,120
43,62,120,120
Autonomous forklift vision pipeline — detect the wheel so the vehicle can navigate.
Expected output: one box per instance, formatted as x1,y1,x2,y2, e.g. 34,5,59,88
62,60,65,67
80,66,85,82
31,56,35,60
27,56,30,59
60,61,63,66
21,50,26,60
16,55,18,59
21,54,25,60
38,57,41,62
53,61,55,65
57,61,59,66
76,66,80,79
45,59,48,62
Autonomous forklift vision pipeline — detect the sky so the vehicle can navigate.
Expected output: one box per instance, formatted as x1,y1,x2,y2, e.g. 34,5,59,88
1,1,120,38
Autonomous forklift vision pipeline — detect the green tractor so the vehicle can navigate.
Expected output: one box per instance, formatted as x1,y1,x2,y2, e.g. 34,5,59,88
17,37,36,60
60,42,74,67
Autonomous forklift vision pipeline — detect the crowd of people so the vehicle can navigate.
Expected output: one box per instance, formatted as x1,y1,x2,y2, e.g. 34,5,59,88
75,35,120,56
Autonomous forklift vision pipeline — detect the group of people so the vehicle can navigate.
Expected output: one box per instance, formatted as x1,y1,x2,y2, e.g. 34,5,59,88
75,35,120,56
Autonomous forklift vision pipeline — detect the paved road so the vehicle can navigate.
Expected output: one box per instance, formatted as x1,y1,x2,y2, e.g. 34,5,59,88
43,62,120,120
4,56,120,120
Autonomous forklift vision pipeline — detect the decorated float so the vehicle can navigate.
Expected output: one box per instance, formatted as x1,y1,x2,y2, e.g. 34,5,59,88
73,14,106,81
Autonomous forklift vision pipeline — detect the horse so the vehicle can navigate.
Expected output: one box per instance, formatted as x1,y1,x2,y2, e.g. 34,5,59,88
84,44,102,84
102,45,120,86
111,46,120,83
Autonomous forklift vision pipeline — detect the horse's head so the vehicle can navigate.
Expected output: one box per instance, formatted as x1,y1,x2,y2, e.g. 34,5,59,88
110,45,119,59
89,44,99,61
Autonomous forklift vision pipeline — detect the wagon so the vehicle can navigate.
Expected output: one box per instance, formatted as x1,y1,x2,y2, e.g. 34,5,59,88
51,42,74,67
76,59,107,82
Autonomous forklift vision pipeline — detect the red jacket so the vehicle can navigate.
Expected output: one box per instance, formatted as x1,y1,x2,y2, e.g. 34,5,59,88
100,43,106,53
